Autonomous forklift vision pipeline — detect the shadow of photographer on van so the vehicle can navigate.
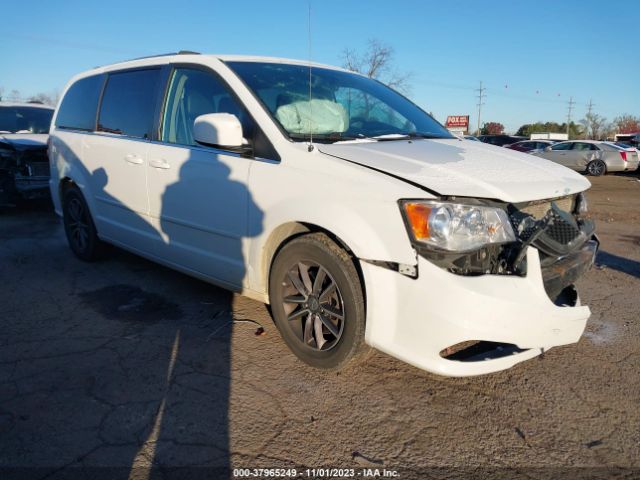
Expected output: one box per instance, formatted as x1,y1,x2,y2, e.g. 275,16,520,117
156,66,265,292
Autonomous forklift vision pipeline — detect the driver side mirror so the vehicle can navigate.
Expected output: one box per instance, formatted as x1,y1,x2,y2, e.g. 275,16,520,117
193,113,249,153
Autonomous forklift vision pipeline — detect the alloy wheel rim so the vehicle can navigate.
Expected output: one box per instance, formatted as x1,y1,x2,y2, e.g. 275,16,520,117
66,198,89,252
281,261,345,351
589,161,604,175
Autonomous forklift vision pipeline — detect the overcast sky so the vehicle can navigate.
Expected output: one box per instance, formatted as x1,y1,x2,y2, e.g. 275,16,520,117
2,0,638,133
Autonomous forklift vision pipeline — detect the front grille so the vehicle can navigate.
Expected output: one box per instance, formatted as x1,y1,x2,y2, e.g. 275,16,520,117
545,208,580,244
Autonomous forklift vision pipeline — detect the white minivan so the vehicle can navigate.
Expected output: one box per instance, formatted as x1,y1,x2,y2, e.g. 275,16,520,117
49,52,598,376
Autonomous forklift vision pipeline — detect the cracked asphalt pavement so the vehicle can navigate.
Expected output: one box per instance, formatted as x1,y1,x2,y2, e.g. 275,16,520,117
1,174,639,479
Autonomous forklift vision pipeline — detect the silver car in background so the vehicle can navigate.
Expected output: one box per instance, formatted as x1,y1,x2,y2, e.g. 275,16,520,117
532,140,640,176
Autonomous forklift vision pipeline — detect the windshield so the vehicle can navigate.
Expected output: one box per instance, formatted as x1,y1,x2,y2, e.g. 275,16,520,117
226,61,453,142
0,106,54,134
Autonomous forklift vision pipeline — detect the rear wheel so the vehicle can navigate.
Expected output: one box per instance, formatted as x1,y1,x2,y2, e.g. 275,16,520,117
586,159,606,176
62,185,105,261
269,233,368,370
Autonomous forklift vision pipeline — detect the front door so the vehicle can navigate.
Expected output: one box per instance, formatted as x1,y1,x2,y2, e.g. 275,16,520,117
146,67,255,288
545,141,575,169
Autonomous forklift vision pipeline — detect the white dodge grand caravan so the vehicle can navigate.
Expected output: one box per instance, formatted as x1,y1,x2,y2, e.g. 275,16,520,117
49,52,597,376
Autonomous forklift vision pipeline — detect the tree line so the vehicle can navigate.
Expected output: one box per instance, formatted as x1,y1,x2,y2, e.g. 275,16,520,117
476,115,639,139
0,86,59,106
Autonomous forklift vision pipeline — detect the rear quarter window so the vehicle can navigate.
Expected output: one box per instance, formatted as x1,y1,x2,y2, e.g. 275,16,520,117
97,69,161,138
55,74,104,131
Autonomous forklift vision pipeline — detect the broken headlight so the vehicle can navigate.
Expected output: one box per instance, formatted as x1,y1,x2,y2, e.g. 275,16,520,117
400,200,516,252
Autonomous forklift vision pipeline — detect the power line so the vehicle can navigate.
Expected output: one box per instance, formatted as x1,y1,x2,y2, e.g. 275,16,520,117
566,96,576,136
586,98,595,117
476,80,486,135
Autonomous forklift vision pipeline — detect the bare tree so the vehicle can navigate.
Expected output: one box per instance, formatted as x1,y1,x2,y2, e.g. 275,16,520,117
341,39,412,94
0,86,4,101
8,89,21,102
27,92,56,106
581,112,609,140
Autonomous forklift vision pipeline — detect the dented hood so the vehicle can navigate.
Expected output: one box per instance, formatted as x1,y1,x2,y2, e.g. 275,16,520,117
319,138,591,203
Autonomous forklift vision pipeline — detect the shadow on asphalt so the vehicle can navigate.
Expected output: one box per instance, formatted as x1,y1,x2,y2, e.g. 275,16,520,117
1,127,264,478
596,250,640,279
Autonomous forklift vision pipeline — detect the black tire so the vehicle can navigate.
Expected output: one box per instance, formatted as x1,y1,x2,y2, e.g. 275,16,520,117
586,159,606,176
62,185,105,261
269,233,368,370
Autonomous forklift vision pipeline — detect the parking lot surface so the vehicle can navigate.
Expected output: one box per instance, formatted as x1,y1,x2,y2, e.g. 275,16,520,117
1,174,639,479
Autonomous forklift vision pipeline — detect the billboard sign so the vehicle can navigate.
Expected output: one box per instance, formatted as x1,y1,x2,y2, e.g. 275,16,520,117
445,115,470,129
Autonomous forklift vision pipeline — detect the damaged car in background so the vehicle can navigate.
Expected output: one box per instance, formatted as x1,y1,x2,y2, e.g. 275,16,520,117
0,102,54,205
49,54,598,376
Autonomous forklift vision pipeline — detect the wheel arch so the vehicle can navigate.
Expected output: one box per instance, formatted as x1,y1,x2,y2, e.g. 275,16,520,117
261,221,366,307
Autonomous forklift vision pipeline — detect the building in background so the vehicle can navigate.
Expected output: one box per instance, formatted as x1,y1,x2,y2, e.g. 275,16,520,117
530,132,569,141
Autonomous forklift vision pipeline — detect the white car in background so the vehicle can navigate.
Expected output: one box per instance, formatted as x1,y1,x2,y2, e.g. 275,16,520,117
48,52,598,376
532,140,639,176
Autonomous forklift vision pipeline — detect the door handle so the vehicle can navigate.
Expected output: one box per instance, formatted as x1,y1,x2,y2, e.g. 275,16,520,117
149,158,171,169
124,154,143,165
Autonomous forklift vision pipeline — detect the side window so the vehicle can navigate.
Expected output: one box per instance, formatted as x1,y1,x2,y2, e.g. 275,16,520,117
55,75,104,131
572,142,598,151
551,142,572,151
98,69,161,138
161,68,254,146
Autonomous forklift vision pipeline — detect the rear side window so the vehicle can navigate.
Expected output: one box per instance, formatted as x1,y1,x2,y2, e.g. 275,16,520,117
98,69,161,138
55,75,104,131
551,142,572,151
572,142,598,151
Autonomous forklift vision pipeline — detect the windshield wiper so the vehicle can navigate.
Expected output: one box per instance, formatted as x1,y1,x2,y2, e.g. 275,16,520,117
372,132,452,141
288,132,359,143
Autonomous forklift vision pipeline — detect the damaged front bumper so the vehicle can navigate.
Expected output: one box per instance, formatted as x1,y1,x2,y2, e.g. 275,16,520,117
361,240,596,377
0,148,50,204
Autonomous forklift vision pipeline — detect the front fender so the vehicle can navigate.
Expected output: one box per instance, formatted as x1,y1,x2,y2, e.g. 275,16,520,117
246,195,417,296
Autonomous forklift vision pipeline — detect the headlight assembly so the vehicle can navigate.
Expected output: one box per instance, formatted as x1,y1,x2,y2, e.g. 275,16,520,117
400,200,516,252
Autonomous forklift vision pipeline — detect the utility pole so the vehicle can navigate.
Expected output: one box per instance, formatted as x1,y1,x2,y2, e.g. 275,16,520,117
585,98,595,139
566,96,575,138
476,81,485,136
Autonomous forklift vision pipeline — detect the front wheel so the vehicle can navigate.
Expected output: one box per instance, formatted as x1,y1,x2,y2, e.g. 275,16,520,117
268,233,368,370
586,159,606,176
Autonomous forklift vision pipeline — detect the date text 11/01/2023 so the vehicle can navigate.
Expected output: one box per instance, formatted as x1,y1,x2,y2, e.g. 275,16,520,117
233,468,400,478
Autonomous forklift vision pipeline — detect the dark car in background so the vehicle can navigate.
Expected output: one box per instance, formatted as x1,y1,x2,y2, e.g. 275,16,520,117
506,139,555,153
477,134,526,147
0,102,54,205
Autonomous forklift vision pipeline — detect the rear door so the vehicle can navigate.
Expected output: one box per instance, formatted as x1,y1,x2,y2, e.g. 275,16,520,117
569,142,599,170
86,68,162,248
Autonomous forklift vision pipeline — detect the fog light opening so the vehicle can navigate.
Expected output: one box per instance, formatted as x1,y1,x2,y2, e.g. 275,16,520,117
440,341,528,362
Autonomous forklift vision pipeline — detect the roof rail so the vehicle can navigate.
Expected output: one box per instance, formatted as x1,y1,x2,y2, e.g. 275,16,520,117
106,51,201,66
